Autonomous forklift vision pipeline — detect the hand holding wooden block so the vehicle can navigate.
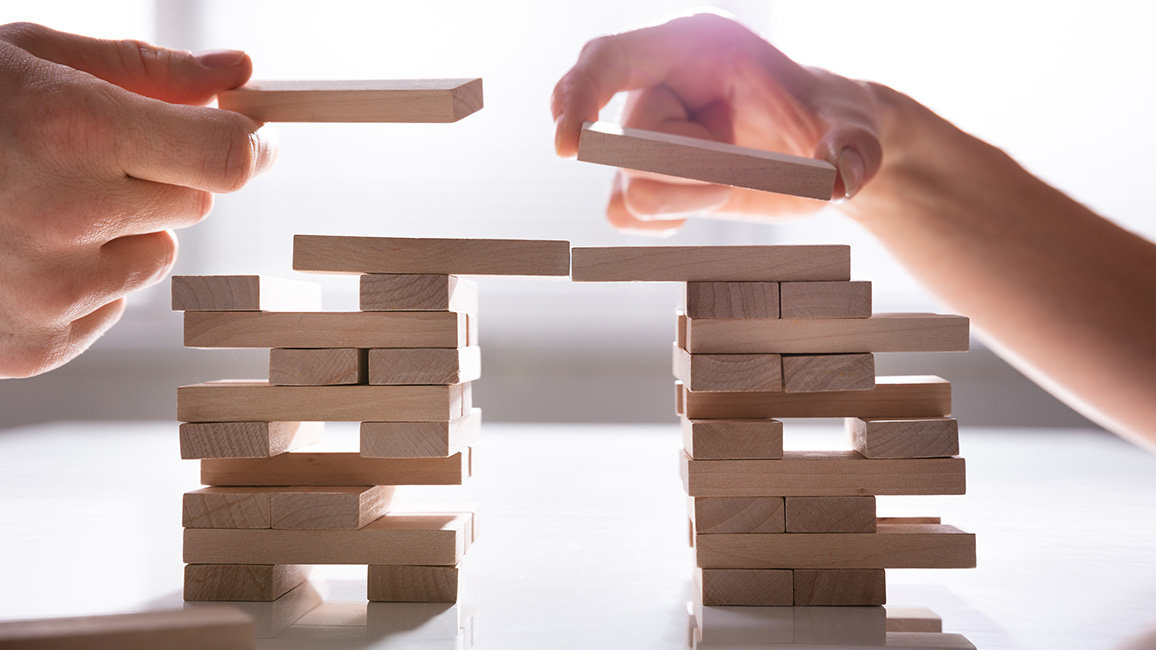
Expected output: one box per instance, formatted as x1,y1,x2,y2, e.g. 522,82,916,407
217,78,483,122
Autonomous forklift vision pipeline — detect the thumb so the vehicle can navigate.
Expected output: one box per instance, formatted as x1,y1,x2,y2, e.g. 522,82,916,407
813,122,883,200
0,22,251,105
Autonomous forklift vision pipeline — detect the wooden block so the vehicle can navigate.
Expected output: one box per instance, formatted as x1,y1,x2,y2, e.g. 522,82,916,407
367,565,458,602
577,121,836,200
675,380,685,416
692,497,784,534
682,418,783,460
696,568,792,606
680,450,966,497
682,376,951,419
877,516,941,525
782,353,875,393
362,408,482,458
171,274,321,312
269,348,367,386
179,421,322,459
673,346,782,393
785,496,877,533
270,485,395,529
570,245,849,282
685,313,970,353
201,450,470,486
466,313,479,346
217,78,483,122
368,347,481,385
685,282,779,319
849,417,960,458
293,235,570,276
695,523,976,569
184,512,473,565
185,311,467,349
676,312,688,348
184,564,310,602
0,607,252,649
183,487,272,529
780,281,872,318
177,381,466,423
885,607,943,633
360,275,478,312
794,568,887,606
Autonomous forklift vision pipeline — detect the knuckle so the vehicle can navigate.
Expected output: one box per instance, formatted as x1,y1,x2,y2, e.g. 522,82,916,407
113,38,179,84
0,22,49,47
25,82,119,168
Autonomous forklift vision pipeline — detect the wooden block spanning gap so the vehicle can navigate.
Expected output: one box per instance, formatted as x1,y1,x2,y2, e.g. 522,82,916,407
171,274,321,312
367,565,459,602
680,450,965,497
885,607,943,633
570,245,849,282
675,380,685,416
184,487,273,529
361,408,482,458
779,281,872,318
692,497,785,534
185,311,467,349
684,282,779,319
782,353,875,393
682,418,783,460
681,376,951,419
201,450,471,486
217,78,483,122
292,235,571,276
685,313,970,354
360,275,478,312
184,564,310,602
793,569,886,606
183,512,473,565
696,568,792,606
270,485,395,529
177,381,466,423
368,347,481,385
849,417,960,458
269,348,367,386
179,421,322,460
577,121,836,200
0,607,253,649
785,496,877,533
673,346,782,393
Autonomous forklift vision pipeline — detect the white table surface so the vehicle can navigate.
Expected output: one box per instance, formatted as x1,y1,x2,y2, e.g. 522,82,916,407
0,421,1153,650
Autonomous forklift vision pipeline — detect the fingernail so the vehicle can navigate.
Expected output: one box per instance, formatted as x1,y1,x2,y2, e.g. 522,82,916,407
195,49,247,69
837,147,865,199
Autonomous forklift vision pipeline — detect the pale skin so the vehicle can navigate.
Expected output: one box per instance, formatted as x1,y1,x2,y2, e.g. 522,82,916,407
551,14,1156,449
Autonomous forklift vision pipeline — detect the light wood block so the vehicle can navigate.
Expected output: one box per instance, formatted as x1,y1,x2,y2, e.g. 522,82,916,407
177,381,466,423
685,313,970,353
362,408,481,458
676,312,688,348
179,421,322,459
885,607,943,633
293,235,570,276
185,311,467,349
675,380,685,416
201,451,470,486
217,78,483,122
171,274,321,312
673,346,782,393
692,497,785,534
184,487,272,529
0,607,252,649
360,275,478,312
367,565,459,602
680,450,965,497
696,568,792,606
849,417,960,458
577,121,836,200
685,282,779,319
780,281,872,318
682,376,951,419
785,496,877,533
782,353,875,393
270,485,395,529
570,245,849,282
269,348,367,386
368,347,480,385
184,564,310,602
794,569,887,606
682,418,783,460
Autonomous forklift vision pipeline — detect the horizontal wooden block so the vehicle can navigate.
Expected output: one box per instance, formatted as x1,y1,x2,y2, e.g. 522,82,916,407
793,569,886,606
876,516,941,525
577,121,836,200
692,497,785,534
570,245,849,282
271,485,395,529
179,421,322,459
780,281,872,318
185,311,467,349
269,348,367,386
360,274,479,312
367,565,459,602
680,450,966,497
782,353,875,393
293,235,570,276
0,607,252,649
885,607,943,633
785,496,877,533
673,346,782,393
685,313,970,354
172,275,321,312
684,282,779,318
849,417,960,458
696,568,792,606
177,381,466,423
217,78,483,122
682,418,783,460
695,523,976,569
682,376,951,419
184,512,474,565
184,564,310,602
201,451,470,486
184,488,272,529
368,347,481,385
362,408,482,458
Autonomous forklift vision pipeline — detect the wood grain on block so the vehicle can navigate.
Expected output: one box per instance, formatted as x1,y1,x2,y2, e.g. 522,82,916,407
368,347,481,385
680,450,966,497
682,376,951,419
885,607,943,633
673,345,782,393
785,496,877,533
682,418,783,460
202,450,471,486
675,380,685,416
577,121,836,200
849,417,960,458
696,567,792,606
0,607,253,650
685,313,970,353
692,497,785,534
184,564,310,602
270,485,395,529
570,245,849,282
269,348,367,386
782,353,875,393
367,565,459,602
177,381,466,423
794,568,886,606
184,512,473,565
171,274,321,312
360,275,478,312
779,281,872,318
293,235,570,276
217,78,483,122
684,282,779,318
362,408,482,458
185,311,467,349
183,487,272,529
179,421,322,459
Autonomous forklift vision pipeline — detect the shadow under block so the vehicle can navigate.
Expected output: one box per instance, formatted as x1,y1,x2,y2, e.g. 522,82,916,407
849,417,960,458
367,565,459,602
184,564,311,602
785,496,877,533
179,421,323,459
682,418,783,460
172,275,322,312
680,450,966,497
360,275,479,312
779,281,872,318
673,346,783,393
216,78,483,123
577,121,836,200
696,568,793,606
292,235,571,276
684,282,780,319
681,376,951,420
362,408,482,458
684,313,970,354
368,346,481,385
183,512,474,565
177,381,467,422
570,245,849,282
184,311,467,349
231,581,323,639
794,569,886,606
781,353,875,393
201,451,470,486
692,497,785,534
0,607,253,649
269,348,367,386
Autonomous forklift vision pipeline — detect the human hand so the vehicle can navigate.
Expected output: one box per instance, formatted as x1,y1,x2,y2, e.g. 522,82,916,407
0,23,275,378
551,12,883,235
